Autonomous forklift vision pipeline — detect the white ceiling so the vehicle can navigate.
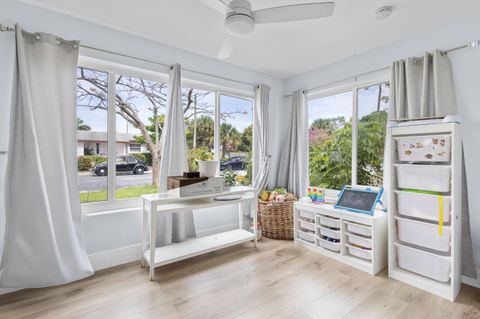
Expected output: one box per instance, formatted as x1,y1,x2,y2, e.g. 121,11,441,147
18,0,480,78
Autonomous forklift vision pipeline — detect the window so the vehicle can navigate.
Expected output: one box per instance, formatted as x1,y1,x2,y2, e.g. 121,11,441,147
308,82,389,189
76,67,109,203
219,94,253,186
76,61,255,208
129,143,141,153
115,73,167,200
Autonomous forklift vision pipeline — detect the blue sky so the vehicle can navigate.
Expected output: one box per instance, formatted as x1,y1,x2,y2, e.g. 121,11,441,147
308,83,389,126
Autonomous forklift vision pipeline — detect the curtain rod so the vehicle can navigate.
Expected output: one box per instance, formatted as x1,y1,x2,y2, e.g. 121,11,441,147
284,39,480,98
0,23,256,88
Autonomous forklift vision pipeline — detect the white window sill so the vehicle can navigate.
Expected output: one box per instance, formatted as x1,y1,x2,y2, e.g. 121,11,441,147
81,197,143,216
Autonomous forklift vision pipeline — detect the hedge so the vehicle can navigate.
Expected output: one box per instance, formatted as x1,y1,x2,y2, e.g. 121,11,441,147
77,155,107,171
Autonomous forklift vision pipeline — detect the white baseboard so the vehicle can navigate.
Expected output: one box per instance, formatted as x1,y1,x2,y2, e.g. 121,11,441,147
462,275,480,289
88,244,142,271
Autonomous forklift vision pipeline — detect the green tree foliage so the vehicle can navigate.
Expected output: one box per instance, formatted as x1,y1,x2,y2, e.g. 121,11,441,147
309,111,387,189
77,117,91,131
220,123,241,159
238,124,252,153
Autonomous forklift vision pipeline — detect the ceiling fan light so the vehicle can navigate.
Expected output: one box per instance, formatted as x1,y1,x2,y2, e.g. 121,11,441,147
226,15,255,36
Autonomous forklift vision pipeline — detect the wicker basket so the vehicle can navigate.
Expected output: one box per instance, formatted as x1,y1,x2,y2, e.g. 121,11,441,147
258,200,295,240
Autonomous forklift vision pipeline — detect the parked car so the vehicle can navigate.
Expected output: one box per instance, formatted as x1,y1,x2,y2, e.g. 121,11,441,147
220,156,247,171
92,156,148,176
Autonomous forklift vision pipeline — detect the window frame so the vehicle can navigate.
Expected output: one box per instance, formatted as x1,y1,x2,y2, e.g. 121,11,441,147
78,57,255,214
307,77,389,189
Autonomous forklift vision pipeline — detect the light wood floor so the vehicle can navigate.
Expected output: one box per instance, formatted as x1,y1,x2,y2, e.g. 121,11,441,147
0,239,479,319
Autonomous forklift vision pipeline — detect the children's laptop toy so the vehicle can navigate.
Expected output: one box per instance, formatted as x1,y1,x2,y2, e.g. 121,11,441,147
334,185,384,215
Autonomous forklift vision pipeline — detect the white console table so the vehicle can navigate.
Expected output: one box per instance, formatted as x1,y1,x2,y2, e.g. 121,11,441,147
141,186,257,280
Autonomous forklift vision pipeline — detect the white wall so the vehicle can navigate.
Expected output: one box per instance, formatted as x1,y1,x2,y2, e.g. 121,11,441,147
0,0,287,268
284,12,480,281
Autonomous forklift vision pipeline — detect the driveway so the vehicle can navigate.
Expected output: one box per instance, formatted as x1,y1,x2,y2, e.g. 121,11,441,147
78,171,153,192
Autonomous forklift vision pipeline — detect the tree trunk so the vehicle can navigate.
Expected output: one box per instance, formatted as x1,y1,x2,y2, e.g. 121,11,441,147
152,153,160,187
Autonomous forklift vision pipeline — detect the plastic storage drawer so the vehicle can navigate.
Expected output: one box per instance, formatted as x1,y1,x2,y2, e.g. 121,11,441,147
346,245,372,260
318,215,341,229
299,210,315,221
396,243,451,282
395,164,451,192
396,135,451,162
298,219,315,232
347,233,372,249
395,190,451,222
396,217,451,252
318,238,341,252
345,222,371,238
297,230,315,244
319,226,341,240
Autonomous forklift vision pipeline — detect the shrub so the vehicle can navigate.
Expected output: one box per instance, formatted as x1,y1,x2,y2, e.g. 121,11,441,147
129,153,147,163
142,152,152,166
78,156,93,171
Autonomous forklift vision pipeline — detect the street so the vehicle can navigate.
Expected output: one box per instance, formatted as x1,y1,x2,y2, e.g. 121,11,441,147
78,171,153,191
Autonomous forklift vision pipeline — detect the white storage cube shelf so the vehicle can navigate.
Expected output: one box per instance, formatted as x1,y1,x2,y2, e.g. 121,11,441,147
396,135,451,163
396,217,451,252
294,202,388,275
388,122,461,301
395,164,451,193
395,190,451,222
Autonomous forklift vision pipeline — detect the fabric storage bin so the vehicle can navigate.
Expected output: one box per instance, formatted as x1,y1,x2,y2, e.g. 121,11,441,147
319,226,341,240
318,238,341,252
395,190,451,222
346,245,372,260
298,219,315,232
297,230,315,244
318,215,341,229
396,243,450,282
395,164,451,192
396,135,451,163
299,210,315,221
345,222,371,237
347,233,372,249
396,217,451,252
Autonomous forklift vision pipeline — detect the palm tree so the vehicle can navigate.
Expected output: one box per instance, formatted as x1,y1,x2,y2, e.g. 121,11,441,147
220,123,241,159
76,117,91,131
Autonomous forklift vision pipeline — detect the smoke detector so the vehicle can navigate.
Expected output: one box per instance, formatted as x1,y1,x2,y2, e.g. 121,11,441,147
375,6,393,20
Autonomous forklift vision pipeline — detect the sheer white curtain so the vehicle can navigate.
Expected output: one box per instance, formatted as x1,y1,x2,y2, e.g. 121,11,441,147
1,26,93,288
277,90,309,197
156,64,196,245
253,84,271,196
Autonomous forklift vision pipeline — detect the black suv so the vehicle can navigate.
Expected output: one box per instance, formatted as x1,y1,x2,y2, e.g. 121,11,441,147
92,156,148,176
220,156,247,171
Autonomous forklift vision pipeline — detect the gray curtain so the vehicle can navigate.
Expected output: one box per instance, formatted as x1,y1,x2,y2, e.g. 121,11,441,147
253,84,271,196
390,50,457,120
389,50,477,280
1,26,93,288
277,90,309,197
157,64,196,245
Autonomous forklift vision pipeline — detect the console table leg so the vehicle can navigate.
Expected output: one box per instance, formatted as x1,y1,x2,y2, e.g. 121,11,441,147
149,208,157,281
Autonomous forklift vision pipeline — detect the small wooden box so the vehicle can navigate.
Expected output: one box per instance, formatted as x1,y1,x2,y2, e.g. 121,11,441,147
167,176,208,190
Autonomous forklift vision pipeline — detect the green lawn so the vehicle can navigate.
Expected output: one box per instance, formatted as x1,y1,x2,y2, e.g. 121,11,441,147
80,184,158,203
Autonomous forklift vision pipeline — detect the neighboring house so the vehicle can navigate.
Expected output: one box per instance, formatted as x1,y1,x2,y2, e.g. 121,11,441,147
76,130,148,156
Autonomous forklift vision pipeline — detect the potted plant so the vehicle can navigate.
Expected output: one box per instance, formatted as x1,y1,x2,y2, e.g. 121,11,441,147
193,149,218,177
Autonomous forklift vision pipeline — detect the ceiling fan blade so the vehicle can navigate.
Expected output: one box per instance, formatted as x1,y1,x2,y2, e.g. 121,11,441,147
217,34,238,59
200,0,230,16
253,2,335,24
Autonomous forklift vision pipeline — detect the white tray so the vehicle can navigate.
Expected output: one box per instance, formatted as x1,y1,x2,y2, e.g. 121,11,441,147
395,190,451,222
345,221,371,238
318,215,341,229
319,226,341,240
395,164,451,193
298,219,315,232
396,135,451,162
299,210,315,221
396,216,451,252
318,237,341,252
347,233,372,249
396,243,451,282
346,244,372,261
297,230,315,244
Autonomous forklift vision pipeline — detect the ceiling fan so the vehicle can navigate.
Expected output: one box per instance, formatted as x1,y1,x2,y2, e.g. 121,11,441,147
200,0,335,59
